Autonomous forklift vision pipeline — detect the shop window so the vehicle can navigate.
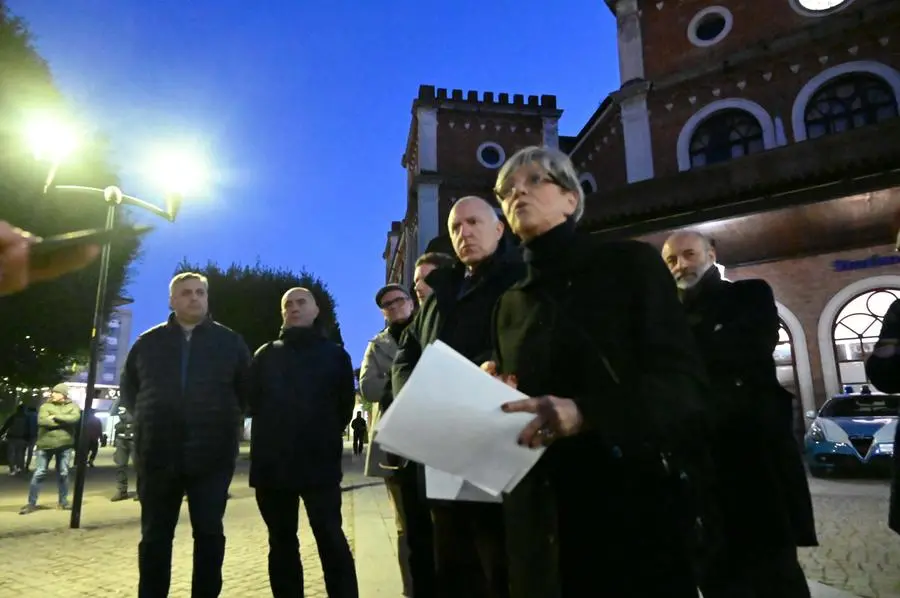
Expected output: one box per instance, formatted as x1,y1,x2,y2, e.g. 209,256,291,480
832,288,900,391
804,73,898,140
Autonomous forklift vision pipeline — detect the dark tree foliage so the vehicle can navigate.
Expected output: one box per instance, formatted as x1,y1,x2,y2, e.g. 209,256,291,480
0,4,142,392
174,259,344,354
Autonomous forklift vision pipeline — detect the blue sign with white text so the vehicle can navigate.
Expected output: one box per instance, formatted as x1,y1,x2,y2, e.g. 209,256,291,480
832,254,900,272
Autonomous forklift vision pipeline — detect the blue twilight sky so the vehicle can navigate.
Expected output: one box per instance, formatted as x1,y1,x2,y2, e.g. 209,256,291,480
10,1,619,366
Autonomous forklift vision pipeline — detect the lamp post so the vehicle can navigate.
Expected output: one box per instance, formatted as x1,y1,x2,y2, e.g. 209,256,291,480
52,185,183,530
27,118,209,529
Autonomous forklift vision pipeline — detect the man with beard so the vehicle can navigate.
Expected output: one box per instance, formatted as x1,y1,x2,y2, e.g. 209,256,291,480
662,230,817,598
248,287,358,597
392,196,526,598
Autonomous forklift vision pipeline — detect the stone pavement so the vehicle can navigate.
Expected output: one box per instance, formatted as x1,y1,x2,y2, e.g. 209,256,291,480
0,444,402,597
0,444,897,597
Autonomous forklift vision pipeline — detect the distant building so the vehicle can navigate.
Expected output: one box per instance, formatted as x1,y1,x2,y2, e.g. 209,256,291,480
68,298,134,387
384,0,900,436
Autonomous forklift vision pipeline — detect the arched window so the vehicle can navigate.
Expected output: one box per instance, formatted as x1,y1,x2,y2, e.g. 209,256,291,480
775,322,803,443
688,109,765,168
832,288,900,391
804,73,899,140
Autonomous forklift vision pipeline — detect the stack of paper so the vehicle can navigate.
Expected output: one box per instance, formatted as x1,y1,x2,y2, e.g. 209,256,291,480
374,340,545,501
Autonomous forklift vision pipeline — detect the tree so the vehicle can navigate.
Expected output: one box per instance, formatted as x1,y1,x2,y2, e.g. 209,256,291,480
174,259,344,353
0,4,142,388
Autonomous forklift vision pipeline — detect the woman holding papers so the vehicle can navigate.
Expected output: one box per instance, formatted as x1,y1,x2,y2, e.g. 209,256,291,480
488,146,713,598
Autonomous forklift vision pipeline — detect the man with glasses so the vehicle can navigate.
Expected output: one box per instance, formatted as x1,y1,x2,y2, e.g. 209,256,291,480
360,283,418,597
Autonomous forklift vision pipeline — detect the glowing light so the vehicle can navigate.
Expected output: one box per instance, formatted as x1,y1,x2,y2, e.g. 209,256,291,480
145,145,212,196
25,115,80,162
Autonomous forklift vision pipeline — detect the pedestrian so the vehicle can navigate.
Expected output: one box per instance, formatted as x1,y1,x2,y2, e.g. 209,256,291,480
489,146,711,598
85,411,103,467
19,384,82,514
865,296,900,535
393,196,526,598
1,403,30,475
350,411,367,456
108,395,138,502
121,272,251,598
662,230,817,598
248,287,358,598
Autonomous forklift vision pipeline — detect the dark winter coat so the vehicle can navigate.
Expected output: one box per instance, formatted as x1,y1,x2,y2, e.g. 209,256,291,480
492,220,712,598
121,314,251,475
247,326,356,490
682,266,818,550
865,297,900,535
392,238,526,394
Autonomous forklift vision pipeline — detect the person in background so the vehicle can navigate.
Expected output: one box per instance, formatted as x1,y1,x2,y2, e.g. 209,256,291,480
121,272,252,598
865,296,900,535
85,411,103,467
19,384,82,514
350,411,367,456
413,252,456,304
360,282,419,597
662,230,816,598
0,220,99,296
248,287,358,598
1,403,30,475
108,395,138,501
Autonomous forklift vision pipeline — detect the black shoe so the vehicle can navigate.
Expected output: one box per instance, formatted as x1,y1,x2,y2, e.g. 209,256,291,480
110,492,129,502
57,502,70,510
18,504,37,515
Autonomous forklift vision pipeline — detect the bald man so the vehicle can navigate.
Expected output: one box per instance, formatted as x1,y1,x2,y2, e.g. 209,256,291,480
247,287,359,597
662,231,816,598
392,196,526,598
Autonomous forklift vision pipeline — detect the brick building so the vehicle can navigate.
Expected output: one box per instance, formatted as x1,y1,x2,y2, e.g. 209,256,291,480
384,0,900,428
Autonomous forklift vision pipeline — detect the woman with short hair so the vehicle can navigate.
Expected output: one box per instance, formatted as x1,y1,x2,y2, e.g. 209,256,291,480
487,146,712,597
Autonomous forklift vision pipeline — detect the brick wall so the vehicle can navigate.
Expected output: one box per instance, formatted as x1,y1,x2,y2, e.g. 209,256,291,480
645,20,898,177
729,242,900,404
640,0,882,81
568,106,628,194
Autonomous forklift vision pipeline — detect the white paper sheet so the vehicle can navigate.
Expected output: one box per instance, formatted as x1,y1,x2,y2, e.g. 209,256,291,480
375,340,545,497
424,467,502,503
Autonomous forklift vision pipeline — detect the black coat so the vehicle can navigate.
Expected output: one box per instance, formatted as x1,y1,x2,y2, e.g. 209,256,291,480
121,314,251,475
248,326,356,490
492,222,712,598
865,297,900,535
392,239,526,395
682,267,818,550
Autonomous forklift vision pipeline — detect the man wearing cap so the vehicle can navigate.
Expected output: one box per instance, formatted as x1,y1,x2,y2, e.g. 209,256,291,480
360,282,419,596
19,383,82,514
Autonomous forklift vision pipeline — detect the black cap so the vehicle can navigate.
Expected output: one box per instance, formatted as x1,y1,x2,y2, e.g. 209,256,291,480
375,284,410,307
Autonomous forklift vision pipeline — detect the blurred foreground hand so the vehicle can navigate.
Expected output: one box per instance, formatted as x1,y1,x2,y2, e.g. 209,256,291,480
0,221,99,296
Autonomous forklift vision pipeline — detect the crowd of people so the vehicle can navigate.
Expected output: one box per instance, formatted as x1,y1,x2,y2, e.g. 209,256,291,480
1,144,899,598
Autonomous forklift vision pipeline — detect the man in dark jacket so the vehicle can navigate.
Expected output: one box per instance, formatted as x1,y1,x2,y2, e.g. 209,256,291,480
865,296,900,535
248,287,358,598
392,196,526,598
121,272,251,598
1,403,30,475
662,231,817,598
108,395,137,501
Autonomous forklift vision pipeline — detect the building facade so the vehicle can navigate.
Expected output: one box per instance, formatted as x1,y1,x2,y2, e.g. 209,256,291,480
384,0,900,430
68,303,134,387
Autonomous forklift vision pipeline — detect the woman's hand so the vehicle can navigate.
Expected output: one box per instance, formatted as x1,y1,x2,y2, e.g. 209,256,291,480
501,395,584,448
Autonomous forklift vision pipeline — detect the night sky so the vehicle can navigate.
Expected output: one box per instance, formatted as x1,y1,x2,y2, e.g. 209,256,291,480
9,0,618,365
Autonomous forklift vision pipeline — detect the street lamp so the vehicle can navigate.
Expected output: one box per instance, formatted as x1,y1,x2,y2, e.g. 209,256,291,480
30,128,209,529
24,115,80,193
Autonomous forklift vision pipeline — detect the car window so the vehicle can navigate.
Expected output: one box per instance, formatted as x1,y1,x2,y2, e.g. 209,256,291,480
819,395,900,418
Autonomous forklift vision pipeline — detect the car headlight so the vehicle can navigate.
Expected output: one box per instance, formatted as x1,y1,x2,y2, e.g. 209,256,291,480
808,422,826,442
